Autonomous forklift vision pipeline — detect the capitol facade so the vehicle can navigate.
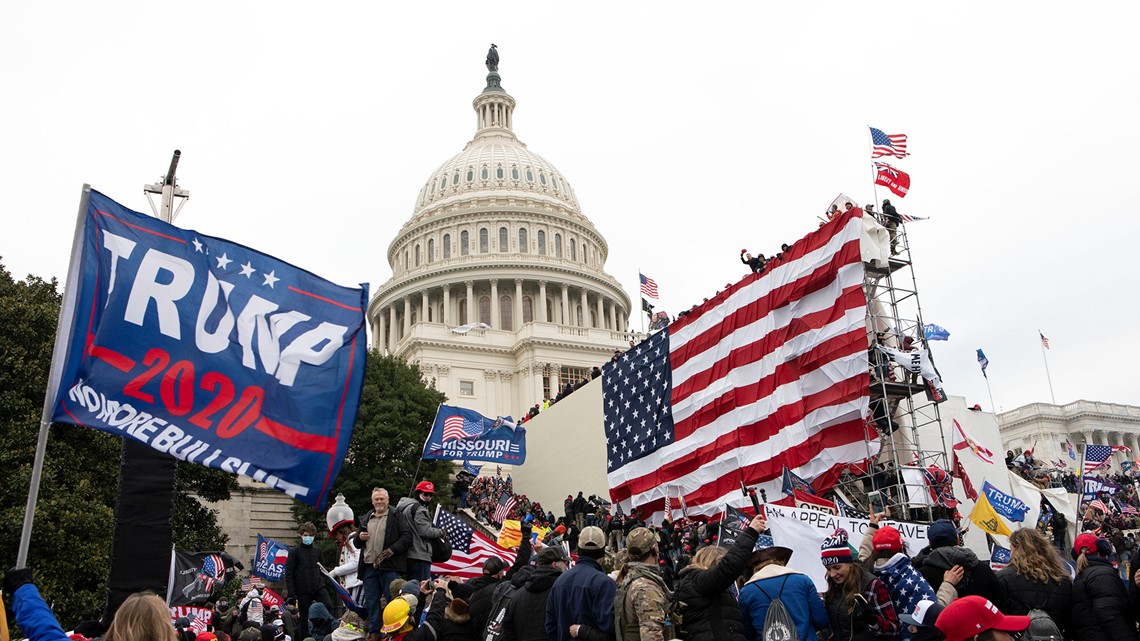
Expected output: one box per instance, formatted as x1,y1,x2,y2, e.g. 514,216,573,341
366,63,636,419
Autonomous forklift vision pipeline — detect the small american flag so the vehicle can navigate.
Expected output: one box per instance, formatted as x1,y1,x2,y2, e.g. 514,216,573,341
443,415,485,442
1040,331,1051,350
1113,445,1133,455
492,491,517,523
639,273,659,299
869,127,909,158
1088,500,1109,513
900,214,928,223
1084,444,1113,473
1122,505,1139,515
431,507,516,579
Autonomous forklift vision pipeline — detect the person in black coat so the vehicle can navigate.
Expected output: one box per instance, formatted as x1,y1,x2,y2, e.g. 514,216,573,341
880,200,901,255
1070,533,1138,641
994,528,1073,638
672,515,764,641
467,522,533,633
740,250,765,274
500,547,568,641
285,522,332,639
912,520,1001,605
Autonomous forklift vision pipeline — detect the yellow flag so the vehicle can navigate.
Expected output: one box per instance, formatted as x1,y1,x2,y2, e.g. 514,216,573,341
968,494,1012,537
532,525,550,544
497,520,523,548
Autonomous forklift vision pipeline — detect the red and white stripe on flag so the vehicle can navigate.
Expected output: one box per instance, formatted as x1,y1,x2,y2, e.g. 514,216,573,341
605,209,876,522
432,531,516,580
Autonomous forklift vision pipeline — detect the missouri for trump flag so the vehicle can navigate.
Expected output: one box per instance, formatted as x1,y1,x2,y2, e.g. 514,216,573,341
603,209,876,521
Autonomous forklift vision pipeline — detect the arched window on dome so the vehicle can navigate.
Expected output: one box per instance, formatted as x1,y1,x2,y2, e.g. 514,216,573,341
511,166,519,181
411,311,417,325
452,171,460,186
461,231,469,256
439,176,447,192
429,181,436,195
443,234,451,259
428,239,435,263
427,306,433,323
518,228,528,253
546,299,554,324
525,168,534,183
480,228,489,253
459,299,468,325
581,243,586,263
499,227,508,252
496,166,504,179
466,168,474,183
404,251,409,271
552,177,560,192
500,296,513,331
537,230,546,255
539,171,547,186
522,296,533,324
554,233,562,258
479,296,491,325
570,239,577,262
481,166,489,180
415,244,421,267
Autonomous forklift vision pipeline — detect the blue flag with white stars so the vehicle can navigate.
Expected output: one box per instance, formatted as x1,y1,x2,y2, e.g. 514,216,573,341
602,329,674,472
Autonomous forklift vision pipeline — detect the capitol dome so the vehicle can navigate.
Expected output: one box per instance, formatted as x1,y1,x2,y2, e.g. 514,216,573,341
368,54,636,421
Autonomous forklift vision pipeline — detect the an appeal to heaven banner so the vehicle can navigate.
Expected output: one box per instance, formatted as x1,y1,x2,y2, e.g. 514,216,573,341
763,504,929,591
50,190,367,508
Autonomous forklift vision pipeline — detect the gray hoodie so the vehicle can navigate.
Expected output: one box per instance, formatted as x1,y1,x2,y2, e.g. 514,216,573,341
396,496,443,561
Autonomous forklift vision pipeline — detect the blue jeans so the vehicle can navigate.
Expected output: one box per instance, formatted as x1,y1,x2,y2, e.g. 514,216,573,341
406,559,432,582
361,565,401,634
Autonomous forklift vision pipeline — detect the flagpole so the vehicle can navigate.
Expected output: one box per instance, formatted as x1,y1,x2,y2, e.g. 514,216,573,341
867,126,881,210
1039,329,1056,404
983,375,997,414
17,185,91,567
1076,442,1087,533
638,269,645,334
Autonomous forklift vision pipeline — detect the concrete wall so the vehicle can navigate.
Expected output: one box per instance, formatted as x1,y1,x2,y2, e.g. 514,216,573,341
197,477,298,565
508,376,610,513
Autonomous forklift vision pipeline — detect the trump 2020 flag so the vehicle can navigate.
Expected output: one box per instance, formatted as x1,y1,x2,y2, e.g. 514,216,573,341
603,208,875,521
923,323,950,341
423,405,526,464
49,189,368,509
252,534,290,583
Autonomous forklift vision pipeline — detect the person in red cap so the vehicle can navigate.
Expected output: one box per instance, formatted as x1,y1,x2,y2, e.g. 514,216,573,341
934,595,1029,641
395,480,445,582
1070,532,1137,641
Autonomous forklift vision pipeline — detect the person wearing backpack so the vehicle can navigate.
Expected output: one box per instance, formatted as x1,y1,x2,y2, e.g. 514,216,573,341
820,528,900,641
1069,533,1138,641
498,546,569,641
738,540,827,641
396,481,446,583
673,514,766,641
616,527,673,641
993,528,1071,640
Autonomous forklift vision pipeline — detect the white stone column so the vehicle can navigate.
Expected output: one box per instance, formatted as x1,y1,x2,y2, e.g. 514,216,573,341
402,296,411,335
539,281,548,322
466,280,475,325
549,363,561,397
388,305,397,353
596,294,604,330
561,284,570,325
608,299,616,331
421,290,429,325
580,289,589,327
490,279,500,329
376,315,386,353
443,285,451,326
515,279,523,326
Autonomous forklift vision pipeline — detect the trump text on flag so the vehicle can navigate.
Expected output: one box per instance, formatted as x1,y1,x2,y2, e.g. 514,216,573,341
53,191,367,508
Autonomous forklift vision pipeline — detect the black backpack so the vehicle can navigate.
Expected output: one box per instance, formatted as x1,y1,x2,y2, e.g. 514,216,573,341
754,577,800,641
482,580,519,641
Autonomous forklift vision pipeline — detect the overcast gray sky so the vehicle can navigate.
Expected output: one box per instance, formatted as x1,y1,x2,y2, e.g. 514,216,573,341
3,2,1137,414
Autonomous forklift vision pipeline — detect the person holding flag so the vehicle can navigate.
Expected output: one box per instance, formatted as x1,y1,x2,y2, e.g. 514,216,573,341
674,514,767,641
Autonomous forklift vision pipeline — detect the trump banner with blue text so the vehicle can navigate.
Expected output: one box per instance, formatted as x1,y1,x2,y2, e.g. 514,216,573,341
51,190,367,509
422,404,526,464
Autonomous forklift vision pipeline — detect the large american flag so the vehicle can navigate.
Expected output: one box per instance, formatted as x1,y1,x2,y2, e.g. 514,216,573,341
443,415,485,442
869,127,909,158
492,491,517,523
603,210,876,521
1084,444,1113,473
431,507,515,579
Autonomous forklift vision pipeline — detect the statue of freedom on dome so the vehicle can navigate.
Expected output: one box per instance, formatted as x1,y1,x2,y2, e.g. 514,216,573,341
486,44,499,72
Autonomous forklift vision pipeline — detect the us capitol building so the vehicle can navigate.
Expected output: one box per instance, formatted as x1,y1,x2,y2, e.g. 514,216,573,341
366,51,637,419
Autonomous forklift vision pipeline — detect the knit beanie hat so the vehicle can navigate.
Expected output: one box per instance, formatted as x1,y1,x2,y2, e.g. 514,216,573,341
821,528,854,566
872,525,904,553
